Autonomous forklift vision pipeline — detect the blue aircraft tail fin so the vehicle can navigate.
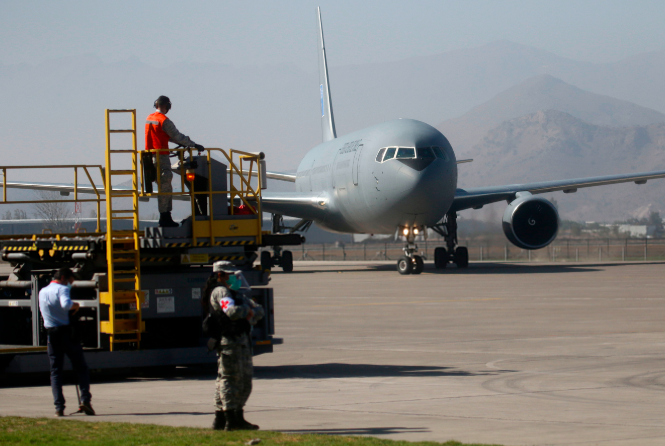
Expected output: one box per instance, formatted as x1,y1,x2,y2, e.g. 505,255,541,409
317,7,337,142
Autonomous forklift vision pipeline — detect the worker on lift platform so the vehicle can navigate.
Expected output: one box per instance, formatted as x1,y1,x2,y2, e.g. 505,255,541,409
145,95,204,227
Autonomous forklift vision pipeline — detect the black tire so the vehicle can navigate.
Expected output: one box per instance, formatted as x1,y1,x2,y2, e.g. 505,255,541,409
413,255,424,274
281,250,294,272
260,251,272,271
434,247,448,269
455,246,469,268
397,256,413,275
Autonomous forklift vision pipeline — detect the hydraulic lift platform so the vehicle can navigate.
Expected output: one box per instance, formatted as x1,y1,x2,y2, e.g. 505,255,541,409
0,109,294,375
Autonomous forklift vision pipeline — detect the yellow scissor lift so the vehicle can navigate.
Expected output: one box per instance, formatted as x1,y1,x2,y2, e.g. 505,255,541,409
0,109,274,370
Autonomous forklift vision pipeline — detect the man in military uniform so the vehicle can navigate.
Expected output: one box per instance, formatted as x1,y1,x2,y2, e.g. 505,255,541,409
209,261,264,431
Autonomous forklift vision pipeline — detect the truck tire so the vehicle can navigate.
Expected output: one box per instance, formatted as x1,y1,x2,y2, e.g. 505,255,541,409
281,250,293,272
260,251,272,271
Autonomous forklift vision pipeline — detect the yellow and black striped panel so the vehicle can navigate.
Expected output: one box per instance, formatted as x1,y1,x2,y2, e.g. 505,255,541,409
51,245,89,251
2,245,38,252
209,255,246,261
165,240,255,248
140,257,175,262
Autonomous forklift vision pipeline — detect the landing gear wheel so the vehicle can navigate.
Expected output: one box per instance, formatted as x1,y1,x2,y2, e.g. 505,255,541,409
455,247,469,268
281,250,293,272
413,255,424,274
434,247,448,269
260,251,272,271
397,256,413,275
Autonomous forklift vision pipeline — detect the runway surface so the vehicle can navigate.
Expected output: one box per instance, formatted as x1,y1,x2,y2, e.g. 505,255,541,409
2,261,665,445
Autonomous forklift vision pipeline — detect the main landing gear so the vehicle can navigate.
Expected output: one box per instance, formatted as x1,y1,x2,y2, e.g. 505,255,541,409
396,225,425,275
260,214,311,273
431,212,469,269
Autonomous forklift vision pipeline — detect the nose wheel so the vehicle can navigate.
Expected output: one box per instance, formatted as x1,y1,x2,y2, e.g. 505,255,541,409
397,255,424,275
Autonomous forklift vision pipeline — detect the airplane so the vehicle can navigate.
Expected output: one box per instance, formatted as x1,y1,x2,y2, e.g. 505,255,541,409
3,8,665,276
256,7,665,274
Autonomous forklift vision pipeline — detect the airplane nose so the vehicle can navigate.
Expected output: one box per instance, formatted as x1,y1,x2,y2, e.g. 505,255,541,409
394,159,455,217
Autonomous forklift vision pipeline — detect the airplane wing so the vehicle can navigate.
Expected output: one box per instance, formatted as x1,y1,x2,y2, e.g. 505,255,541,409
450,170,665,212
0,181,189,201
228,169,295,183
260,191,326,221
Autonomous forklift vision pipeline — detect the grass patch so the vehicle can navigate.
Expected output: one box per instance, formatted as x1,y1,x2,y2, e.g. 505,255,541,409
0,416,504,446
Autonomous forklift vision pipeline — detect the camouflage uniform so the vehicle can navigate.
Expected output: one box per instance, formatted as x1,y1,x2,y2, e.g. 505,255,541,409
154,155,173,213
210,285,264,411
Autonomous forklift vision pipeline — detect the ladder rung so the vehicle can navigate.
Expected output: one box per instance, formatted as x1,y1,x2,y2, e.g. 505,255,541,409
115,310,140,315
111,209,138,214
113,278,136,283
110,216,134,220
109,150,136,153
112,250,137,254
110,170,135,175
110,191,138,197
109,130,135,133
112,258,136,263
113,270,138,275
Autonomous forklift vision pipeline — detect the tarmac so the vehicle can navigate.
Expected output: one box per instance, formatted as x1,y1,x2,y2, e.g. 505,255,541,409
2,260,665,446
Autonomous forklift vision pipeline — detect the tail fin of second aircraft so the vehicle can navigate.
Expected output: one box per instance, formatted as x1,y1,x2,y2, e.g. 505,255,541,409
317,7,337,142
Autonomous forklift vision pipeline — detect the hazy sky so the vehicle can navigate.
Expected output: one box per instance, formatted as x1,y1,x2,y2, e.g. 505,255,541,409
2,0,664,70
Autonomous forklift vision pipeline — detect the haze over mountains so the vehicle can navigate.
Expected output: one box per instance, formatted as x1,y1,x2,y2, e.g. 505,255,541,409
2,40,665,223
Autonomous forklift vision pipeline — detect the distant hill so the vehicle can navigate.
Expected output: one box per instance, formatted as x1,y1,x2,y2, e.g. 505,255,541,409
3,41,665,180
458,110,665,221
438,75,665,152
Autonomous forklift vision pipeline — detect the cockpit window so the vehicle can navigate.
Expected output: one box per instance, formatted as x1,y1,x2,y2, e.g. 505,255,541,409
396,148,416,159
383,147,396,161
375,148,386,162
418,147,435,158
432,146,447,161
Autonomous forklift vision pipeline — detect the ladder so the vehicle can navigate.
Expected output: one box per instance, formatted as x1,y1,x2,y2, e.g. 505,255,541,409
100,109,144,350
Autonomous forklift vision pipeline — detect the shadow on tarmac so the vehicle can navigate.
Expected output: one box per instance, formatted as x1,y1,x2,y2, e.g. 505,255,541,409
279,427,430,435
272,261,665,275
254,363,504,379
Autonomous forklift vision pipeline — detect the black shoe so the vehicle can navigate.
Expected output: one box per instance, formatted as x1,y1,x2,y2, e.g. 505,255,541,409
55,409,64,417
158,212,179,228
237,409,259,430
224,410,243,431
79,402,95,416
212,410,226,430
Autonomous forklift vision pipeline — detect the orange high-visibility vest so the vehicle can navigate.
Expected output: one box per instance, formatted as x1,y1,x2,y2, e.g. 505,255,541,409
145,112,170,155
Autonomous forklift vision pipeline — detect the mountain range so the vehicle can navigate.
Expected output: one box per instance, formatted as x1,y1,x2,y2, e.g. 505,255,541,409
2,40,665,223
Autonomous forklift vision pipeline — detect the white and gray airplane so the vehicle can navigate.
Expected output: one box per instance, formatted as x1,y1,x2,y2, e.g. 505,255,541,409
4,8,665,275
258,8,665,274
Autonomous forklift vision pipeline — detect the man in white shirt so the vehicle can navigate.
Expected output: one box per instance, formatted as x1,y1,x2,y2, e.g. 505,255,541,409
38,267,95,417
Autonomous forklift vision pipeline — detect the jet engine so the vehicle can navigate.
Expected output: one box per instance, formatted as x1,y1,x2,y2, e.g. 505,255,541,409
502,194,559,250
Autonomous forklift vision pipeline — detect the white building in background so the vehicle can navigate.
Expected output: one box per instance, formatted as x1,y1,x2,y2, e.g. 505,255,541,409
614,225,657,238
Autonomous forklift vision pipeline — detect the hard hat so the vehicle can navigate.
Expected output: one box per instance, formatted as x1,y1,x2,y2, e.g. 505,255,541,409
154,95,172,111
213,261,238,273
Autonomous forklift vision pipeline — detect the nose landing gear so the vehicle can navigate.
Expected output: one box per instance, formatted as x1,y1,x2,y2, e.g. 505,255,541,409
396,226,425,275
431,212,469,269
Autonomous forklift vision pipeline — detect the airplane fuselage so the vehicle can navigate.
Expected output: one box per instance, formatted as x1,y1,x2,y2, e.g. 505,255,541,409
295,119,457,234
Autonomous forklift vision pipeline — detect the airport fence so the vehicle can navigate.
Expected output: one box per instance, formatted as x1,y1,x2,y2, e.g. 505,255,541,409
261,238,665,262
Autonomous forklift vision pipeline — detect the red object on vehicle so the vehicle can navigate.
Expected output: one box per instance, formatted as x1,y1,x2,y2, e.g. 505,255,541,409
235,204,255,215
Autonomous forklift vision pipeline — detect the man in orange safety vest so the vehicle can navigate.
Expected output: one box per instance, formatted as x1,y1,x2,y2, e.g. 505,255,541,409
145,95,204,227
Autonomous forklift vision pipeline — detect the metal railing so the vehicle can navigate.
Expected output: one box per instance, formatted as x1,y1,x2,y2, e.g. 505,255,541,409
141,147,263,245
260,238,665,263
0,164,105,235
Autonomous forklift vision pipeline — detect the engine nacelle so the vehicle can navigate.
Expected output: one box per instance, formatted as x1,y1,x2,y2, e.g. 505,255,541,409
502,194,559,250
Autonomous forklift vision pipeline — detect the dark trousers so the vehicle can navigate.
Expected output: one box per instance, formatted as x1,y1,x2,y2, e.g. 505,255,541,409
47,328,91,411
